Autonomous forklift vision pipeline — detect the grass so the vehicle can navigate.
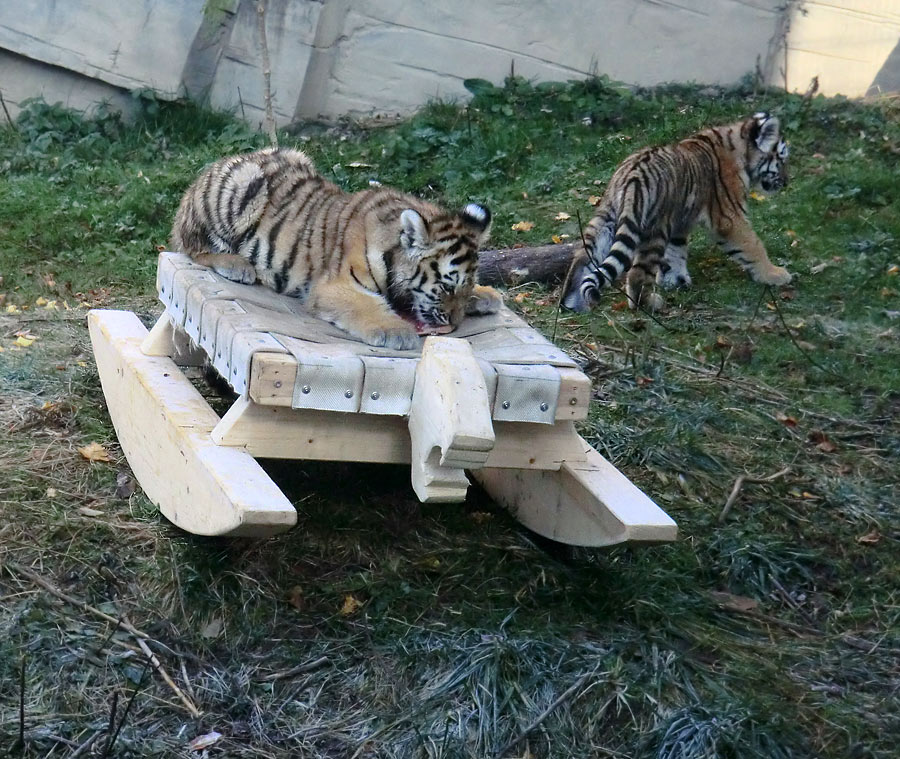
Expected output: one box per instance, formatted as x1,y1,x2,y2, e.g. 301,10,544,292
1,78,899,758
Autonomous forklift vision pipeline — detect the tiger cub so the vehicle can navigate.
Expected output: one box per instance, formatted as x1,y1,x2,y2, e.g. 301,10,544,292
563,112,792,312
170,147,503,349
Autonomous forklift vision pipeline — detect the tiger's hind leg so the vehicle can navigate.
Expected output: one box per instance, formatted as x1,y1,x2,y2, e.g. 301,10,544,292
715,217,791,286
626,237,666,312
192,252,257,285
656,236,692,290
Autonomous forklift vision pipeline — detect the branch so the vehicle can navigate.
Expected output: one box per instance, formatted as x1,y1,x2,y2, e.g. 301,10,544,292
256,1,278,147
477,242,574,287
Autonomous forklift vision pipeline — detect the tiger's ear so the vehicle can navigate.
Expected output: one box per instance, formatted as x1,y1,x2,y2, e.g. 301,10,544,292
400,209,430,255
751,112,781,153
459,203,492,242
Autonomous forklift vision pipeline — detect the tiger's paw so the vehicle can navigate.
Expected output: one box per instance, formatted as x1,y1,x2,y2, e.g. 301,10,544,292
657,267,692,291
466,285,503,315
213,260,257,285
754,266,792,286
363,324,420,351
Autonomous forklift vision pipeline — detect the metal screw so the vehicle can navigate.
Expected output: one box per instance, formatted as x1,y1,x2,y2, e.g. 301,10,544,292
187,315,192,323
501,400,510,409
540,402,549,412
274,380,282,389
301,385,311,394
569,397,578,406
370,391,380,400
344,390,353,399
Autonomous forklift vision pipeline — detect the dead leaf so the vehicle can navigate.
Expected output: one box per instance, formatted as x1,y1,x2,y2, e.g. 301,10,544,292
856,530,881,545
611,299,628,311
554,211,571,221
887,264,899,276
469,511,493,524
78,442,111,463
776,412,798,428
714,335,732,350
812,153,826,160
513,292,530,303
635,376,653,386
710,591,760,613
551,234,563,244
201,618,224,639
588,195,602,205
14,336,35,348
796,340,816,352
187,731,223,751
808,430,837,452
78,506,104,517
45,488,58,498
340,594,363,616
780,289,796,301
881,288,897,298
511,220,535,232
749,191,767,201
732,341,755,364
35,296,48,306
115,471,136,499
288,585,305,611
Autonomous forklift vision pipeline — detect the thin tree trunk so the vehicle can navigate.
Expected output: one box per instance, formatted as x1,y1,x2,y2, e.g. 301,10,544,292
256,1,278,147
477,242,575,287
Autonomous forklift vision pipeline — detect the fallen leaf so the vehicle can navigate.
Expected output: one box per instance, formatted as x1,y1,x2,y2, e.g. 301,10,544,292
732,341,755,364
749,191,767,201
201,618,224,639
812,152,826,159
554,211,571,221
45,487,58,498
187,731,223,751
513,292,530,303
511,220,535,232
785,229,797,238
887,264,899,276
341,594,363,616
611,299,628,311
14,336,34,348
469,511,493,524
551,234,563,244
714,335,732,350
347,161,373,168
588,195,602,205
710,591,760,613
776,412,798,428
35,296,48,306
808,430,837,452
856,530,881,545
881,288,897,298
288,585,305,611
78,506,104,517
78,442,111,463
780,289,796,301
816,439,837,453
115,471,136,498
635,376,653,386
801,491,821,500
6,304,19,314
796,340,816,352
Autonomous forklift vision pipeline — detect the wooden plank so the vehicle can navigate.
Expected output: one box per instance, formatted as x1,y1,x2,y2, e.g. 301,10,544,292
140,310,207,366
408,336,495,502
211,398,586,471
88,309,296,537
246,350,590,422
472,440,677,547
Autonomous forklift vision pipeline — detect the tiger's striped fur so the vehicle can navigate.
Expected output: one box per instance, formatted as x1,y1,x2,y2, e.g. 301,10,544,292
171,147,502,349
563,112,792,313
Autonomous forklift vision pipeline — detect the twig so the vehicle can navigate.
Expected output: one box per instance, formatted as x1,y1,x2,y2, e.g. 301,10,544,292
123,615,201,718
494,670,593,757
100,690,119,759
68,729,103,759
256,0,278,147
767,287,842,380
718,467,790,523
17,655,25,751
0,88,17,130
256,655,331,682
102,660,150,758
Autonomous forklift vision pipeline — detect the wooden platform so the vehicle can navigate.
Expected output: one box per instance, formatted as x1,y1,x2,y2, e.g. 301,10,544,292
88,252,677,545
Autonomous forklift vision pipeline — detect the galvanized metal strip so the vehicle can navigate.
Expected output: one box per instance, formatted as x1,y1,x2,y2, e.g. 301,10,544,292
492,363,561,424
273,334,365,413
359,356,418,415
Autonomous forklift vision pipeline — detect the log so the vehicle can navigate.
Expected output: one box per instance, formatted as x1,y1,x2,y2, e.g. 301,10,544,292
477,242,575,287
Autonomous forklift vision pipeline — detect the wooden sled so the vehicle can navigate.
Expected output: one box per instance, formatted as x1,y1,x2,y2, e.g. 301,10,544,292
88,252,676,545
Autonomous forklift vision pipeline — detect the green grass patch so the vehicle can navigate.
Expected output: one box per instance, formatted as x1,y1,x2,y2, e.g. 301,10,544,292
1,79,898,758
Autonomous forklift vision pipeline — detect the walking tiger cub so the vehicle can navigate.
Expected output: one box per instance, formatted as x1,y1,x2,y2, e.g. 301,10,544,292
170,147,503,349
563,112,792,313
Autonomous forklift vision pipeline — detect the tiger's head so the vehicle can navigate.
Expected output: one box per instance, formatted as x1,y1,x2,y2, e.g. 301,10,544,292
744,112,789,193
389,203,492,333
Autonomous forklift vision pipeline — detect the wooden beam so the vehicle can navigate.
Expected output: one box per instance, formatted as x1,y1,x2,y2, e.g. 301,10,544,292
88,309,297,537
472,440,677,547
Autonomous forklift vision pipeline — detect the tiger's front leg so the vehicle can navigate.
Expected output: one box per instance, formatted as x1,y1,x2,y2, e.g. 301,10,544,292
716,218,792,286
627,236,667,312
656,236,692,290
310,281,420,350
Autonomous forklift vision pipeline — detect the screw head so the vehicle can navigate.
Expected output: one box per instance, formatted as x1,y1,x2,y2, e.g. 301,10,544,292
301,385,311,394
501,400,510,409
274,380,282,389
569,397,578,406
540,402,549,412
344,390,353,399
370,391,380,400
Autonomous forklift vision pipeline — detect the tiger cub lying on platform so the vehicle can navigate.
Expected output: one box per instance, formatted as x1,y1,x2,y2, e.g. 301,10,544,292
170,147,502,349
563,112,792,312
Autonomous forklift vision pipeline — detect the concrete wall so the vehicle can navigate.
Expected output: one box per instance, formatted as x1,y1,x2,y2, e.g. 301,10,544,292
0,1,896,128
